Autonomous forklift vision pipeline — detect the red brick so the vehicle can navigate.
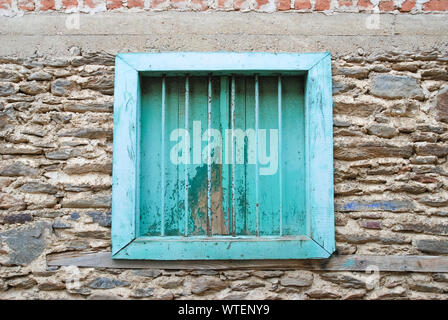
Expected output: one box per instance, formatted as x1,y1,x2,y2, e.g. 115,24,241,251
18,0,34,11
217,0,227,8
106,0,122,9
315,0,330,10
217,0,233,8
233,0,246,10
399,0,415,11
127,0,144,8
277,0,290,10
379,0,395,11
423,0,448,11
151,0,169,9
0,0,12,10
83,0,104,9
358,0,373,10
255,0,269,9
84,0,94,8
62,0,78,9
40,0,56,10
191,0,208,10
338,0,353,7
170,0,186,8
294,0,311,9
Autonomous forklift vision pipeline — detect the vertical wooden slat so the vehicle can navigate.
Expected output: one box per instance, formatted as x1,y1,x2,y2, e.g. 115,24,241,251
160,75,166,236
184,75,189,236
177,76,187,237
281,76,306,235
207,75,212,236
164,77,182,235
210,77,227,235
244,77,257,235
231,75,236,237
220,76,231,235
278,76,283,237
232,76,248,235
135,76,142,238
139,77,162,236
187,77,209,235
254,74,260,237
304,72,311,237
257,76,280,236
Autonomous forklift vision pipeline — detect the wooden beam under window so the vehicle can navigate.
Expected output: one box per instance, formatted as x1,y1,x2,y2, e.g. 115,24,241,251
47,252,448,272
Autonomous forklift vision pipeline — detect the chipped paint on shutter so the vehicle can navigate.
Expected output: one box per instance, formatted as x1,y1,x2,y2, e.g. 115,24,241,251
139,74,306,238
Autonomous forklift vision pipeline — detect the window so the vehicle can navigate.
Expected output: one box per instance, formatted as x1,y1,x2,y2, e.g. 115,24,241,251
112,52,334,260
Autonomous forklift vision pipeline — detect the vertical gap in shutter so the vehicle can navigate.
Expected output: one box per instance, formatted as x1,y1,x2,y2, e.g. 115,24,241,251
207,75,212,236
161,75,166,236
254,74,260,237
184,75,189,237
230,75,236,237
278,75,283,237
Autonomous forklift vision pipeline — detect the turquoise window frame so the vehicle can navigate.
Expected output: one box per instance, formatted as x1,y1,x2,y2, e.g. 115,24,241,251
112,52,334,260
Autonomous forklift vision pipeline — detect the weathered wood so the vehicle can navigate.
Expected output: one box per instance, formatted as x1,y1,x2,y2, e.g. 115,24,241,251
113,237,329,260
220,76,230,236
258,76,280,236
140,77,163,236
113,52,334,260
111,56,139,255
305,52,335,254
279,76,306,236
47,252,448,272
119,52,329,73
232,76,247,236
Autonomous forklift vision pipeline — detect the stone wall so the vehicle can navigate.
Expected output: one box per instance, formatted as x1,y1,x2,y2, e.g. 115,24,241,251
0,47,447,299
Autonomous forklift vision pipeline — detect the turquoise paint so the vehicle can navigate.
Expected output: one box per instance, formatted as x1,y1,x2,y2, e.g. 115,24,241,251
281,76,307,235
306,53,335,254
113,236,330,260
232,76,248,235
258,76,281,236
342,259,356,267
117,52,329,73
112,52,334,260
111,56,139,255
139,77,163,236
186,77,216,235
219,76,231,235
244,76,257,236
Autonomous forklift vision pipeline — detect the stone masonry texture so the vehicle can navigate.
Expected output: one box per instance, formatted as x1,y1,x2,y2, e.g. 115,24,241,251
0,9,448,300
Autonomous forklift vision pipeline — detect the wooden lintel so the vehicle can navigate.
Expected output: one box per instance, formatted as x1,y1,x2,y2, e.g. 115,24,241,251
46,252,448,272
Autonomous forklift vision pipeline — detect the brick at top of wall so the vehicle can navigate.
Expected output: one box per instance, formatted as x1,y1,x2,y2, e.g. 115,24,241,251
0,0,12,10
2,0,448,15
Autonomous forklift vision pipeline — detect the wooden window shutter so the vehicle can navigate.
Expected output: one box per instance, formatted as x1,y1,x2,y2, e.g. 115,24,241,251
112,52,335,260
